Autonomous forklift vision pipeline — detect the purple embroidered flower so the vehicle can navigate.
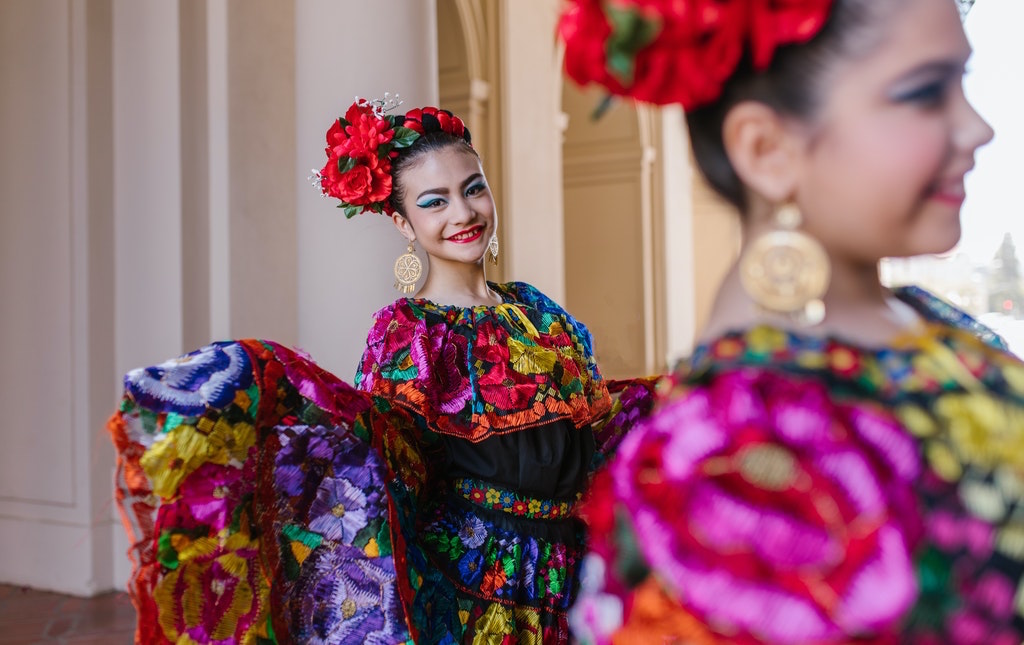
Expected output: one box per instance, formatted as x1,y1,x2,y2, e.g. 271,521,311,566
274,428,334,498
308,477,371,543
458,516,487,549
125,342,253,416
289,547,407,645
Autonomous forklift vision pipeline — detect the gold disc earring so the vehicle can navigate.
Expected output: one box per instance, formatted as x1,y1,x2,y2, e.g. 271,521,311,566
486,234,499,265
738,203,830,325
394,241,422,294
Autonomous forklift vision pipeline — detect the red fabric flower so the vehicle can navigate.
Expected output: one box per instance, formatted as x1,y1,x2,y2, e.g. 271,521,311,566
331,102,395,160
403,106,467,140
559,0,833,109
321,161,392,209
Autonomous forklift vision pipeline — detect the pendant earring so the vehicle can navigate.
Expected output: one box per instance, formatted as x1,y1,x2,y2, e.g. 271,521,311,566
486,234,499,265
739,203,830,325
394,241,422,294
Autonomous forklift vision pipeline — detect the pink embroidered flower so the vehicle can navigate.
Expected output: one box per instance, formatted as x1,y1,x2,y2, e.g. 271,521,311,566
271,342,369,424
176,462,244,532
605,369,922,643
411,325,473,414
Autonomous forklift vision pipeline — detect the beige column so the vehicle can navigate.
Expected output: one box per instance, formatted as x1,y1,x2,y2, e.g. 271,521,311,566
295,0,439,378
500,0,567,303
0,0,118,595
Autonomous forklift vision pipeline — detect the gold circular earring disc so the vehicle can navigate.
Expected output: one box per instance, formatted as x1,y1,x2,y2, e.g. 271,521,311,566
394,252,422,287
739,229,831,314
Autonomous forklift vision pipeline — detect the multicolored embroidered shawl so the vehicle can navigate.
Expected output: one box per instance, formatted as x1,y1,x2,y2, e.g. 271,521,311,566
355,282,613,442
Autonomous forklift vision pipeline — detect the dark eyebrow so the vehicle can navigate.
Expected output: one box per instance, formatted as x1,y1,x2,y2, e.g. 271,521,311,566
415,173,484,202
897,58,968,84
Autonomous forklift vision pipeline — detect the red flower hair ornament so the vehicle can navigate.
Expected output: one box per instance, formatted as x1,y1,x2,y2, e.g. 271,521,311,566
559,0,833,110
315,96,471,218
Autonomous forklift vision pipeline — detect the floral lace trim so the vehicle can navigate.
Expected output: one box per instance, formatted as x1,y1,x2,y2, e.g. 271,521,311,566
453,478,580,520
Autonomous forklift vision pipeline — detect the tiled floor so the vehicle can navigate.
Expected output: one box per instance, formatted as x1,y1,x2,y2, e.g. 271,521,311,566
0,584,135,644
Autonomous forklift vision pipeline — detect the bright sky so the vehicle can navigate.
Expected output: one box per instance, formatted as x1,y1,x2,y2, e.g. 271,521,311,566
957,1,1024,262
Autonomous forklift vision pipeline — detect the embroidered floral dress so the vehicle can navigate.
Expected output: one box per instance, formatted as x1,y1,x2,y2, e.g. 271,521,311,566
571,286,1024,645
109,281,655,645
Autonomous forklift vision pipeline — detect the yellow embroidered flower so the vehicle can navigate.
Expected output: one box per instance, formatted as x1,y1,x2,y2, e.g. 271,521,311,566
896,405,938,438
794,350,827,370
1002,363,1024,394
154,530,269,642
474,602,516,637
507,338,558,375
747,327,787,355
528,499,542,514
512,605,543,645
936,394,1024,473
485,488,501,504
141,419,257,498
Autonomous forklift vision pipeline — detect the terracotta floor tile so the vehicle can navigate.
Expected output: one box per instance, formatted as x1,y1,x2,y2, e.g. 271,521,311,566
0,584,136,643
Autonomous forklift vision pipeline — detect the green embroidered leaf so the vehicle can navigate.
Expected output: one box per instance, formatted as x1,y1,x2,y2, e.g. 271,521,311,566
157,532,179,570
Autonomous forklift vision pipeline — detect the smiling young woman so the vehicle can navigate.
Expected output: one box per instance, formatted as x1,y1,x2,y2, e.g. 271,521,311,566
559,0,1024,643
107,98,658,644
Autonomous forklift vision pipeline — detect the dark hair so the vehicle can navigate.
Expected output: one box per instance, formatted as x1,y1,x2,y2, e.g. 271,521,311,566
389,130,477,215
686,0,890,212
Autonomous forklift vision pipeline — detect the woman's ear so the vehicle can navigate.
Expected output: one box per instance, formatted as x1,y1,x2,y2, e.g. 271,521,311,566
391,212,415,242
722,101,804,204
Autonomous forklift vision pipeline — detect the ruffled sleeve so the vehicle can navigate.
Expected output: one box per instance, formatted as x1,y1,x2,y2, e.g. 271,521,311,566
571,367,923,645
109,340,415,644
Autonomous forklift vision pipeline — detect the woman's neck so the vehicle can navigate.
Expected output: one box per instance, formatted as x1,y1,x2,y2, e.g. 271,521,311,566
414,259,502,307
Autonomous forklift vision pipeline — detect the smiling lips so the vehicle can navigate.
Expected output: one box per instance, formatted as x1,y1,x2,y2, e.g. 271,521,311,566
929,181,966,206
928,166,972,207
447,225,485,243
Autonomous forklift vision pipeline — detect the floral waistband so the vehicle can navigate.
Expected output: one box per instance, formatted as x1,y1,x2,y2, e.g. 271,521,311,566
452,478,580,521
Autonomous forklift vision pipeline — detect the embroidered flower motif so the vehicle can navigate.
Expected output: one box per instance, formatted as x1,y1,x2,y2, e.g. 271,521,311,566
272,343,370,423
141,418,257,498
287,546,405,645
478,360,539,410
459,516,488,549
457,549,486,587
486,489,501,505
173,462,244,532
152,530,268,643
411,325,473,414
273,428,335,498
308,477,372,544
473,320,512,365
125,341,253,417
601,369,922,643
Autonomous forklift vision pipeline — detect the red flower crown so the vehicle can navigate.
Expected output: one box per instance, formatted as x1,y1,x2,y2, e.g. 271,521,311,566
316,98,471,218
559,0,833,110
